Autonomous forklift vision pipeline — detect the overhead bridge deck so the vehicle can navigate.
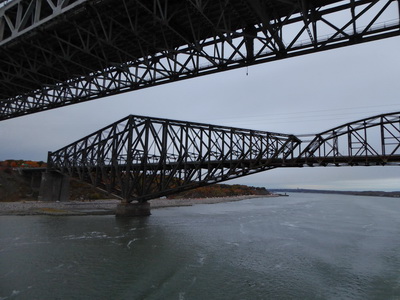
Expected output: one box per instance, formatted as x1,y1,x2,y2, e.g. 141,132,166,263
1,0,399,119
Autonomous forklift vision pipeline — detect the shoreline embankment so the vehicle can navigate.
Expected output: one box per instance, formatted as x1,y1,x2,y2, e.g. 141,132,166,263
0,195,274,216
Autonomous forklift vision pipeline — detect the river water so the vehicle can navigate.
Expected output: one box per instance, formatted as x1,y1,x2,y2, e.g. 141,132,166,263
1,193,400,300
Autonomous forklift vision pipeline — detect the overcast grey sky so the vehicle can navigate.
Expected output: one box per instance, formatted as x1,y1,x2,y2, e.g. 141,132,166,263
1,36,399,191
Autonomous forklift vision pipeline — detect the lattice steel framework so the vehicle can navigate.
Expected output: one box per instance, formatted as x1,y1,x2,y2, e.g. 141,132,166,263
48,112,400,202
294,111,400,166
1,0,399,120
48,115,301,202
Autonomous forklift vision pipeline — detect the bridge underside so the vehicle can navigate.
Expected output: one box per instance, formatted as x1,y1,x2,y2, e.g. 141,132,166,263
1,0,399,120
47,112,400,203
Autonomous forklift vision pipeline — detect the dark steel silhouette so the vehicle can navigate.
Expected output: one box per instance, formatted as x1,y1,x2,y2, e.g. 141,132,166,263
1,0,399,120
293,111,400,167
48,112,400,202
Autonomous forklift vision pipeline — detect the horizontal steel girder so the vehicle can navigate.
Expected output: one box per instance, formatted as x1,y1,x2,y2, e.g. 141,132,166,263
1,0,400,120
48,112,400,202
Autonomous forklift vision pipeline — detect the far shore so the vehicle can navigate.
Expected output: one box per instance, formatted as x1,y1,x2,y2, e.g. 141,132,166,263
0,195,277,216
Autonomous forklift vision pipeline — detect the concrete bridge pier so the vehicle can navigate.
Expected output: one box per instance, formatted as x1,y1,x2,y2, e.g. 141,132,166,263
116,202,151,217
38,171,69,202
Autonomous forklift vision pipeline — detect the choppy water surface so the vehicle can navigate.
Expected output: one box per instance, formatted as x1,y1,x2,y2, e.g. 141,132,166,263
1,193,400,299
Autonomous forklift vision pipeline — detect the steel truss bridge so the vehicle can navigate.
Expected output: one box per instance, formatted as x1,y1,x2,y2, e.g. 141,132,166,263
1,0,400,120
48,112,400,202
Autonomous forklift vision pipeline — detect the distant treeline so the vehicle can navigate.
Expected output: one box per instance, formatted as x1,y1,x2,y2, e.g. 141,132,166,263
0,160,46,171
270,188,400,198
168,184,271,199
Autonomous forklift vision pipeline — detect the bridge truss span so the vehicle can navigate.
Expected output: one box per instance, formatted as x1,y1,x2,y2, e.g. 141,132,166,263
1,0,399,120
48,112,400,202
297,111,400,167
48,115,301,202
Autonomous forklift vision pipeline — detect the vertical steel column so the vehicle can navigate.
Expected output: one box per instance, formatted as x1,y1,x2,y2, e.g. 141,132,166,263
347,125,353,158
160,120,168,192
123,116,134,202
140,118,150,201
380,116,386,157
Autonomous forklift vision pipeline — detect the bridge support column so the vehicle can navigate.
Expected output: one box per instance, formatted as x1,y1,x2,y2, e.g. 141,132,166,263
38,171,69,202
116,202,151,217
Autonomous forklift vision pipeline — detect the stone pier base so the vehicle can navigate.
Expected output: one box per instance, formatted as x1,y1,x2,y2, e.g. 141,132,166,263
115,202,151,217
38,171,69,202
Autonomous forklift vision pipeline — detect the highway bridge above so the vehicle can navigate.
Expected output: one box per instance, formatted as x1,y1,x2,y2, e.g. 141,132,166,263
1,0,399,120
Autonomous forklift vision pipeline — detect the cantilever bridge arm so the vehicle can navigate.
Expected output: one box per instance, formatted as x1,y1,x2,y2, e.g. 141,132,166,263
48,115,300,202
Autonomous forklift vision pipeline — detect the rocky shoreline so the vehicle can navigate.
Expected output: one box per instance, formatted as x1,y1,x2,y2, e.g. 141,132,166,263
0,195,272,216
